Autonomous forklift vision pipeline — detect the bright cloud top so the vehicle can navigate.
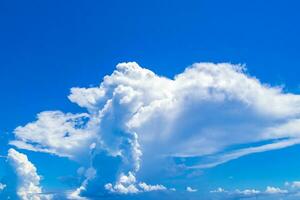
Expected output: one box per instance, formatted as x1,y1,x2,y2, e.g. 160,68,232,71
10,62,300,197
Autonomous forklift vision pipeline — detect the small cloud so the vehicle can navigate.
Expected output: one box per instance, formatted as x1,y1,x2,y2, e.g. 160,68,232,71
210,187,226,193
265,186,288,194
138,182,167,192
235,189,261,195
212,184,291,199
290,181,300,188
186,186,197,192
105,172,167,194
0,183,6,191
105,172,139,194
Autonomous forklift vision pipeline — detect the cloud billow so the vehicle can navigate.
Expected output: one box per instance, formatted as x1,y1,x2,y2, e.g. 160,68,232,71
8,148,51,200
10,62,300,198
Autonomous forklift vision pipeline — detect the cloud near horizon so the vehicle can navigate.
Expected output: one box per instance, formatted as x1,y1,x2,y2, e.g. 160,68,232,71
9,62,300,198
209,184,300,199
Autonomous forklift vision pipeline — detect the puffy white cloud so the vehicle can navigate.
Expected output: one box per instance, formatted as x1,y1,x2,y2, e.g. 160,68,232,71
105,172,139,194
10,62,300,196
265,186,288,194
211,185,290,198
186,186,197,192
105,172,167,194
67,186,89,200
0,183,6,191
7,148,51,200
287,181,300,189
10,111,98,161
69,62,300,170
216,188,260,197
138,182,167,192
71,62,300,171
69,87,105,111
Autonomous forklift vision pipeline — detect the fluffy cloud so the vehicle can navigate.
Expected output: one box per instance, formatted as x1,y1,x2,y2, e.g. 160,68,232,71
186,186,197,192
138,182,167,192
68,62,300,170
0,183,6,191
286,181,300,189
210,185,291,199
10,111,98,161
10,62,300,197
105,172,139,194
104,172,167,194
265,186,288,194
7,148,51,200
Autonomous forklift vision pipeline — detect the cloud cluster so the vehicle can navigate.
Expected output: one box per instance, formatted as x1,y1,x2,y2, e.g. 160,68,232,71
10,62,300,198
265,186,288,194
7,148,51,200
104,172,167,194
210,184,298,199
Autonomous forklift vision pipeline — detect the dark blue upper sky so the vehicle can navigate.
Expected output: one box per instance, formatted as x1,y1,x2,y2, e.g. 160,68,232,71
1,1,300,199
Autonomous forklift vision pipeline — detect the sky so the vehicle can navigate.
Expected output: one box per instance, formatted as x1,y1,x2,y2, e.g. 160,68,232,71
1,0,300,199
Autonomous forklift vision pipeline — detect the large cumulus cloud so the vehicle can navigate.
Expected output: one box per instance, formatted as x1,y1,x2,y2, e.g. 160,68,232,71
10,62,300,198
8,148,51,200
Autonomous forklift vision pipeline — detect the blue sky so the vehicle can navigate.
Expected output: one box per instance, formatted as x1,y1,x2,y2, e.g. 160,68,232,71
1,0,300,199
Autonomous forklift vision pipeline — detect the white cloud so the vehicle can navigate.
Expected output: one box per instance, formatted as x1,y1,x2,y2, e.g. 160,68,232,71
186,186,197,192
78,62,300,170
189,138,300,169
289,181,300,188
138,182,167,192
235,189,261,195
105,172,139,194
69,87,105,111
0,183,6,191
8,148,51,200
265,186,288,194
67,167,96,200
105,172,167,194
212,185,290,198
10,111,97,161
11,62,300,196
67,186,89,200
210,187,226,193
